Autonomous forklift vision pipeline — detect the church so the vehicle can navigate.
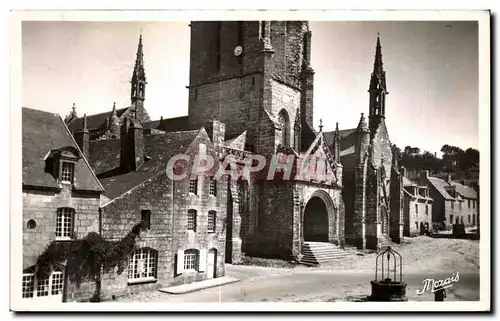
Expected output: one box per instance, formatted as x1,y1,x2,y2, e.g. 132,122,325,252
65,21,404,272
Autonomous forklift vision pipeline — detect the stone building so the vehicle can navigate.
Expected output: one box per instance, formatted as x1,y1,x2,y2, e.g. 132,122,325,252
64,21,405,281
63,34,230,299
181,21,345,262
424,172,478,229
22,107,104,302
400,168,433,236
324,36,404,250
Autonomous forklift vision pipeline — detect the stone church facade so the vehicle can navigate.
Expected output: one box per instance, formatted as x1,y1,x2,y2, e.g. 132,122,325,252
63,21,403,284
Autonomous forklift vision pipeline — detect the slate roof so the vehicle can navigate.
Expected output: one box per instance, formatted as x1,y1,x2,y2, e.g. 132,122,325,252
22,107,104,192
143,116,190,132
450,181,478,199
68,107,128,131
89,129,201,200
403,176,417,187
428,177,455,200
323,128,357,148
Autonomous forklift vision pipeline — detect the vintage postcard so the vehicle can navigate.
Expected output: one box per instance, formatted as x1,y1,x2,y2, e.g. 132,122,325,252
9,9,490,312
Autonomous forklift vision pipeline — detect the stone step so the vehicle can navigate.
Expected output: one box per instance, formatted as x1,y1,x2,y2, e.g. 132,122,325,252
303,252,352,259
300,241,359,264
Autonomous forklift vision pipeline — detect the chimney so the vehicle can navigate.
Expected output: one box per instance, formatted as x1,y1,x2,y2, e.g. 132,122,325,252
120,117,144,172
204,120,226,155
419,170,429,186
446,173,452,183
74,114,89,160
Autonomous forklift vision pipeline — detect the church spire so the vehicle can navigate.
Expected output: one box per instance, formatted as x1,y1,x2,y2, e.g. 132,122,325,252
368,33,388,122
373,33,384,76
131,32,147,105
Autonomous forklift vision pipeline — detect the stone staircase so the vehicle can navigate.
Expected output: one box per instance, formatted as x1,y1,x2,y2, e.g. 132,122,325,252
378,234,393,249
301,242,359,265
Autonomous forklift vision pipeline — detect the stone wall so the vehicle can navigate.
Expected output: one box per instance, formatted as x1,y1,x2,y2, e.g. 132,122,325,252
403,197,433,237
22,186,101,302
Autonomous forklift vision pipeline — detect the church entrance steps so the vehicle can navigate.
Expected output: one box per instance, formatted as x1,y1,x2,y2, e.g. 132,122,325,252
301,242,359,265
378,234,393,249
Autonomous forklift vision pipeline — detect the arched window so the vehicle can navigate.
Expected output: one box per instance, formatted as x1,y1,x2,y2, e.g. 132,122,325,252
277,109,290,147
127,247,158,282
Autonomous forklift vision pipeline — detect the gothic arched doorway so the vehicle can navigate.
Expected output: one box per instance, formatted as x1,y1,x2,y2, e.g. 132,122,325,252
303,196,329,242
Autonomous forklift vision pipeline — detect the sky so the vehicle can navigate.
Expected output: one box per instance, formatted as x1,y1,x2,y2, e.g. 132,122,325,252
21,21,479,155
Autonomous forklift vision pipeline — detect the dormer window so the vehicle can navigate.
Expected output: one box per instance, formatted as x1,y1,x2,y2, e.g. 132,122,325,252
61,161,75,183
45,146,80,185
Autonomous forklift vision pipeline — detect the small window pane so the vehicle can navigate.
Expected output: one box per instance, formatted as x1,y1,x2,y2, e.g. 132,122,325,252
61,162,75,183
187,210,197,231
208,211,216,233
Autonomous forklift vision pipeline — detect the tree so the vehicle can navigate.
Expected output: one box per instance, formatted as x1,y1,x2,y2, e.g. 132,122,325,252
35,222,144,302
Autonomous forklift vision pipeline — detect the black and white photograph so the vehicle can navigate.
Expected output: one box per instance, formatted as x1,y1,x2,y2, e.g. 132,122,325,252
9,9,490,312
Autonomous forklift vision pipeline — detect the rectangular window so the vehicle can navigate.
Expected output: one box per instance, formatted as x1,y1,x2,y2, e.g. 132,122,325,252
208,211,216,233
473,201,476,209
415,204,418,214
22,274,34,298
56,208,74,239
187,210,197,232
184,250,199,271
127,248,157,282
189,178,198,195
61,162,75,183
209,178,217,196
451,201,454,209
141,210,151,230
459,202,462,210
425,205,429,215
22,270,64,299
468,199,471,208
415,222,418,230
450,215,454,224
468,215,471,223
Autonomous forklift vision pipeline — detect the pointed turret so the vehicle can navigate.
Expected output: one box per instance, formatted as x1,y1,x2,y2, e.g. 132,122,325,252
64,103,78,124
357,113,369,132
356,113,370,164
110,102,120,139
368,34,388,127
131,32,147,105
333,122,341,162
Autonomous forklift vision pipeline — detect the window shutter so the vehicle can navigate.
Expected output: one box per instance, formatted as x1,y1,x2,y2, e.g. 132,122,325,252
177,250,184,274
198,249,207,272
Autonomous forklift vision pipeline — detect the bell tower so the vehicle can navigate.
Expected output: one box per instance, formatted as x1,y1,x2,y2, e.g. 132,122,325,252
368,34,388,133
187,21,312,153
131,33,146,107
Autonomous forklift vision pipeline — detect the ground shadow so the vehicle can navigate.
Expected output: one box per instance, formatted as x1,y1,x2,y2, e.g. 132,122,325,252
430,233,479,240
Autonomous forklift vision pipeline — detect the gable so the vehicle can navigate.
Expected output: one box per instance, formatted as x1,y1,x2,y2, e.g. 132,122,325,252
370,120,392,180
22,107,104,192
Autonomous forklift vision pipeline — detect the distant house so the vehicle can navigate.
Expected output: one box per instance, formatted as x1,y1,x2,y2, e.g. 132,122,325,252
424,172,478,228
401,168,433,236
22,107,104,302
